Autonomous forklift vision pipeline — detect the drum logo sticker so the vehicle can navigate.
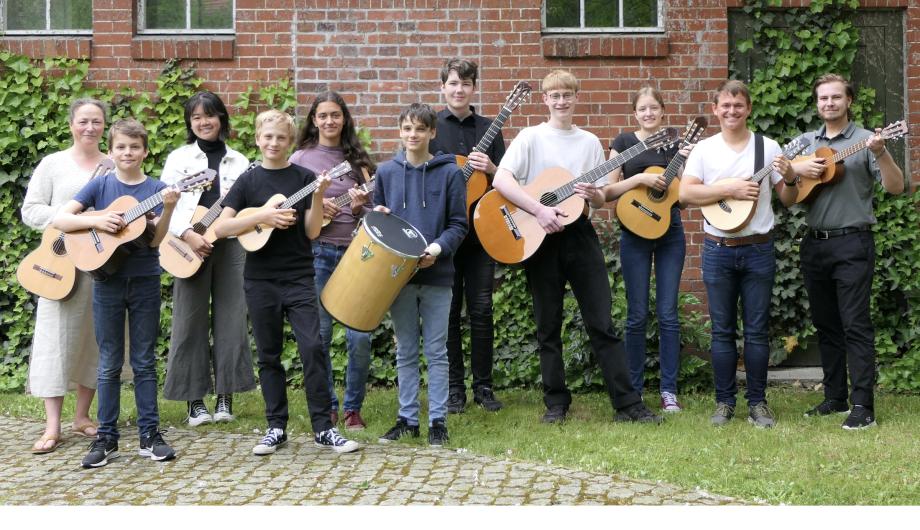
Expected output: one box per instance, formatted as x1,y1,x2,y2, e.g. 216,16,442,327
391,262,405,278
371,227,383,237
361,244,374,261
402,228,419,239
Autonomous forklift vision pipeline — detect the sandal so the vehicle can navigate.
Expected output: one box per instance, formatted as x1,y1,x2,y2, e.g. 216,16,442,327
71,421,98,438
31,434,61,454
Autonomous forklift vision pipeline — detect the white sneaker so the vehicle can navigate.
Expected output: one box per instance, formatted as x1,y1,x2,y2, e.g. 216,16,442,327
187,400,213,426
213,394,234,422
314,427,360,453
660,392,683,413
253,428,287,455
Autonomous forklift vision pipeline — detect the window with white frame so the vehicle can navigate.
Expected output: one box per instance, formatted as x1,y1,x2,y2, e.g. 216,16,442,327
543,0,662,33
138,0,235,34
0,0,92,34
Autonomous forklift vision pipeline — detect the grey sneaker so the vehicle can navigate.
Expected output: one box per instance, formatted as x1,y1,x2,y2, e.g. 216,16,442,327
748,402,776,429
710,402,735,426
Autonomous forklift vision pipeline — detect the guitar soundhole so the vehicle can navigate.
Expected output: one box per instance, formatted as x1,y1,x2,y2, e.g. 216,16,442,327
540,192,558,206
717,200,732,213
52,236,67,256
647,189,665,202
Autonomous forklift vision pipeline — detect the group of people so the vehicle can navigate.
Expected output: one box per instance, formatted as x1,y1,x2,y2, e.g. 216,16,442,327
21,57,903,470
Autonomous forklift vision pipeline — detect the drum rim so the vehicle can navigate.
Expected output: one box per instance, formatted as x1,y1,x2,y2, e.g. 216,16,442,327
361,211,429,259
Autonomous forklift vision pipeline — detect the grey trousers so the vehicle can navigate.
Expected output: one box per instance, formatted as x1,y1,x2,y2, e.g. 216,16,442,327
163,238,255,401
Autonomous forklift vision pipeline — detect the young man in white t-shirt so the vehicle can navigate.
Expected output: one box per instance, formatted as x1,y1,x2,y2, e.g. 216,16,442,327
491,70,661,425
679,79,794,429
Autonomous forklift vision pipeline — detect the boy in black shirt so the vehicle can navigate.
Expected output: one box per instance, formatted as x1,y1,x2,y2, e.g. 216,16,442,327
215,109,360,455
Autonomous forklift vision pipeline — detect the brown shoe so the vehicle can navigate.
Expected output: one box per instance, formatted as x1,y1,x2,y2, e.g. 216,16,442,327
343,410,366,431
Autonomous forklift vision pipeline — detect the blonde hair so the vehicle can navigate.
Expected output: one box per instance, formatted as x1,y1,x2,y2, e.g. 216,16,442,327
542,70,579,93
108,118,148,150
255,109,296,138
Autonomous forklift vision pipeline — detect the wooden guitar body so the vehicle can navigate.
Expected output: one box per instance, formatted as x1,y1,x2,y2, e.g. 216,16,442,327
615,166,680,239
474,167,585,264
455,154,490,215
793,146,843,203
16,227,77,300
699,177,757,233
236,193,288,252
158,206,218,278
65,195,149,274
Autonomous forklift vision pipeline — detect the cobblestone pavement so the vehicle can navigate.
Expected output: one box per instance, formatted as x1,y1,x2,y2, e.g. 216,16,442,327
1,416,743,505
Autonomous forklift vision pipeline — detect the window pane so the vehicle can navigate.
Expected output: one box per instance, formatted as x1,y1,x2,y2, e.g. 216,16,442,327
545,0,579,28
190,0,232,29
50,0,92,30
624,0,657,27
585,0,618,27
145,0,186,29
6,0,46,30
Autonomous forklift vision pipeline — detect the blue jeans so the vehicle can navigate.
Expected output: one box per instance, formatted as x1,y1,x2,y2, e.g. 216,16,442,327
389,284,451,426
93,275,162,441
313,242,372,412
620,211,685,395
702,238,775,407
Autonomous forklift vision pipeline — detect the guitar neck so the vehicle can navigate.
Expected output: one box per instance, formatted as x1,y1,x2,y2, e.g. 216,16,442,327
124,191,166,224
661,149,687,185
195,194,229,232
281,181,321,209
542,140,653,207
462,105,513,180
331,181,373,209
831,142,868,164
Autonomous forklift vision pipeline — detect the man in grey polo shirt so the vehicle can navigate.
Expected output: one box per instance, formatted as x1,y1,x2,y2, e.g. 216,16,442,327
779,73,904,430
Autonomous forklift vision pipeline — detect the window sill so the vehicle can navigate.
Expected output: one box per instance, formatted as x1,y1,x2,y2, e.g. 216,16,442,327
131,35,235,61
0,36,91,59
542,34,669,58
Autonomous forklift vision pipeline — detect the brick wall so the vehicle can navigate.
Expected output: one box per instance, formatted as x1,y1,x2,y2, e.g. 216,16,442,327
2,0,918,309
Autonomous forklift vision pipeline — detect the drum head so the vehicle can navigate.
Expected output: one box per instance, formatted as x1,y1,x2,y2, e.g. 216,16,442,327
363,211,428,257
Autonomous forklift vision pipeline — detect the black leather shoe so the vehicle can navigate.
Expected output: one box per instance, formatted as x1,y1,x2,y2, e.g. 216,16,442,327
447,391,466,414
473,386,503,412
541,405,568,424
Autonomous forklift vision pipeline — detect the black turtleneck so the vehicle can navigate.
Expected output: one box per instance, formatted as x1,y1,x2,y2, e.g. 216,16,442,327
196,138,226,208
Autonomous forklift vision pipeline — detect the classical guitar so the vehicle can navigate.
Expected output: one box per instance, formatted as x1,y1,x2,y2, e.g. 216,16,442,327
321,172,376,227
16,158,115,300
473,127,679,264
65,169,216,279
456,81,532,215
236,161,351,252
700,137,810,233
793,120,908,203
615,116,708,239
158,193,229,278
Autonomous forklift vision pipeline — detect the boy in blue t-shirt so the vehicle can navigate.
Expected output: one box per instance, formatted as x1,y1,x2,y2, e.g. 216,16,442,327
54,118,180,468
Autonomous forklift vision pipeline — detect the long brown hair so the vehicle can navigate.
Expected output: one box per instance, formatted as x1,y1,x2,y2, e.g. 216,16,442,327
297,91,376,176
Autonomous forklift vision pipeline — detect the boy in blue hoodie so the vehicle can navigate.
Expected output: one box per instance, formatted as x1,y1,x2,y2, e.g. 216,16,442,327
374,103,468,447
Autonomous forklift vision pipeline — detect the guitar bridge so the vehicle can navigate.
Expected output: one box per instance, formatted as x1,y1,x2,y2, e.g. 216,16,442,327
500,205,522,241
90,229,104,253
168,239,195,263
630,200,661,221
717,200,732,213
32,264,63,281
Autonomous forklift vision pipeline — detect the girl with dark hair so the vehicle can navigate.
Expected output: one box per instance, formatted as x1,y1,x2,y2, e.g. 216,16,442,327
161,90,255,425
290,90,375,431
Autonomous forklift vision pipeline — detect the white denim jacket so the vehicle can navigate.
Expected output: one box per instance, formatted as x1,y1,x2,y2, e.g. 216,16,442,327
160,142,250,237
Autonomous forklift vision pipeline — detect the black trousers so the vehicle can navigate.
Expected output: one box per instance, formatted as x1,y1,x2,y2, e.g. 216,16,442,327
801,231,876,409
446,237,496,393
244,275,333,433
523,216,640,411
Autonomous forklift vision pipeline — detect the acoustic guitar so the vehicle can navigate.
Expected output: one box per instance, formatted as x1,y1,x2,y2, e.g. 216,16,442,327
473,127,679,264
158,193,229,279
321,173,376,228
700,137,810,233
236,161,351,252
793,120,908,203
615,117,708,239
456,81,532,215
16,158,115,300
65,169,216,279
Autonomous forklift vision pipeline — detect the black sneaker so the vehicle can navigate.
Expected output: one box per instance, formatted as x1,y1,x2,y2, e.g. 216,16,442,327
541,405,568,424
378,417,420,443
473,386,503,412
842,405,876,430
447,391,466,414
315,427,361,453
710,402,735,426
213,394,234,423
139,430,176,461
614,401,663,424
748,402,776,429
804,399,849,418
186,399,212,427
428,418,449,447
82,435,118,469
253,427,287,455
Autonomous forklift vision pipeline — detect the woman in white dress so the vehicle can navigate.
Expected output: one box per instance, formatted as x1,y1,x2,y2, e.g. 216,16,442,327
21,98,109,453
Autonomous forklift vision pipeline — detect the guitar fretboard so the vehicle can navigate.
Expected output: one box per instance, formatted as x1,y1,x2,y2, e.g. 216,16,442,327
331,180,375,209
124,190,167,224
462,105,514,181
280,162,351,209
194,194,228,234
541,140,653,207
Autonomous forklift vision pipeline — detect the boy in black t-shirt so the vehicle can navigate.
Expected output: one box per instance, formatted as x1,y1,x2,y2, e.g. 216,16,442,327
215,110,360,455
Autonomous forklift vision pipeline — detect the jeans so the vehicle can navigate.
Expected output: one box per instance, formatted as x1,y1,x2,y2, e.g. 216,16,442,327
389,283,452,426
446,238,495,394
620,210,685,395
801,231,876,409
93,275,161,441
702,238,775,407
313,241,372,412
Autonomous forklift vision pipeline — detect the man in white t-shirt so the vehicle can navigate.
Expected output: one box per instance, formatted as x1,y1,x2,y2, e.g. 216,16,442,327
680,79,794,429
491,70,661,425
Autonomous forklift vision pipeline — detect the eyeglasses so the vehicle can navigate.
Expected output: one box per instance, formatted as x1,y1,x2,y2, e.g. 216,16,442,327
546,92,576,102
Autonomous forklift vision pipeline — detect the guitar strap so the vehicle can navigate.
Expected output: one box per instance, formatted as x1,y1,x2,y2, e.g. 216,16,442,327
754,133,764,187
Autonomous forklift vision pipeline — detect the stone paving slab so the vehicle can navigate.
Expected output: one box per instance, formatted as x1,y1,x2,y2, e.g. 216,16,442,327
0,416,743,505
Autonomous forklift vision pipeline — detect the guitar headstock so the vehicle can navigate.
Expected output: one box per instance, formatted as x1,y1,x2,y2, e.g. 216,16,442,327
325,160,352,181
503,81,533,111
646,127,681,151
175,168,217,193
680,116,708,147
880,120,908,141
782,137,811,159
91,157,116,179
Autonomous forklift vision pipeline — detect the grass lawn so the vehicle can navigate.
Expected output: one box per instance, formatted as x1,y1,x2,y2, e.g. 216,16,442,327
3,386,918,505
